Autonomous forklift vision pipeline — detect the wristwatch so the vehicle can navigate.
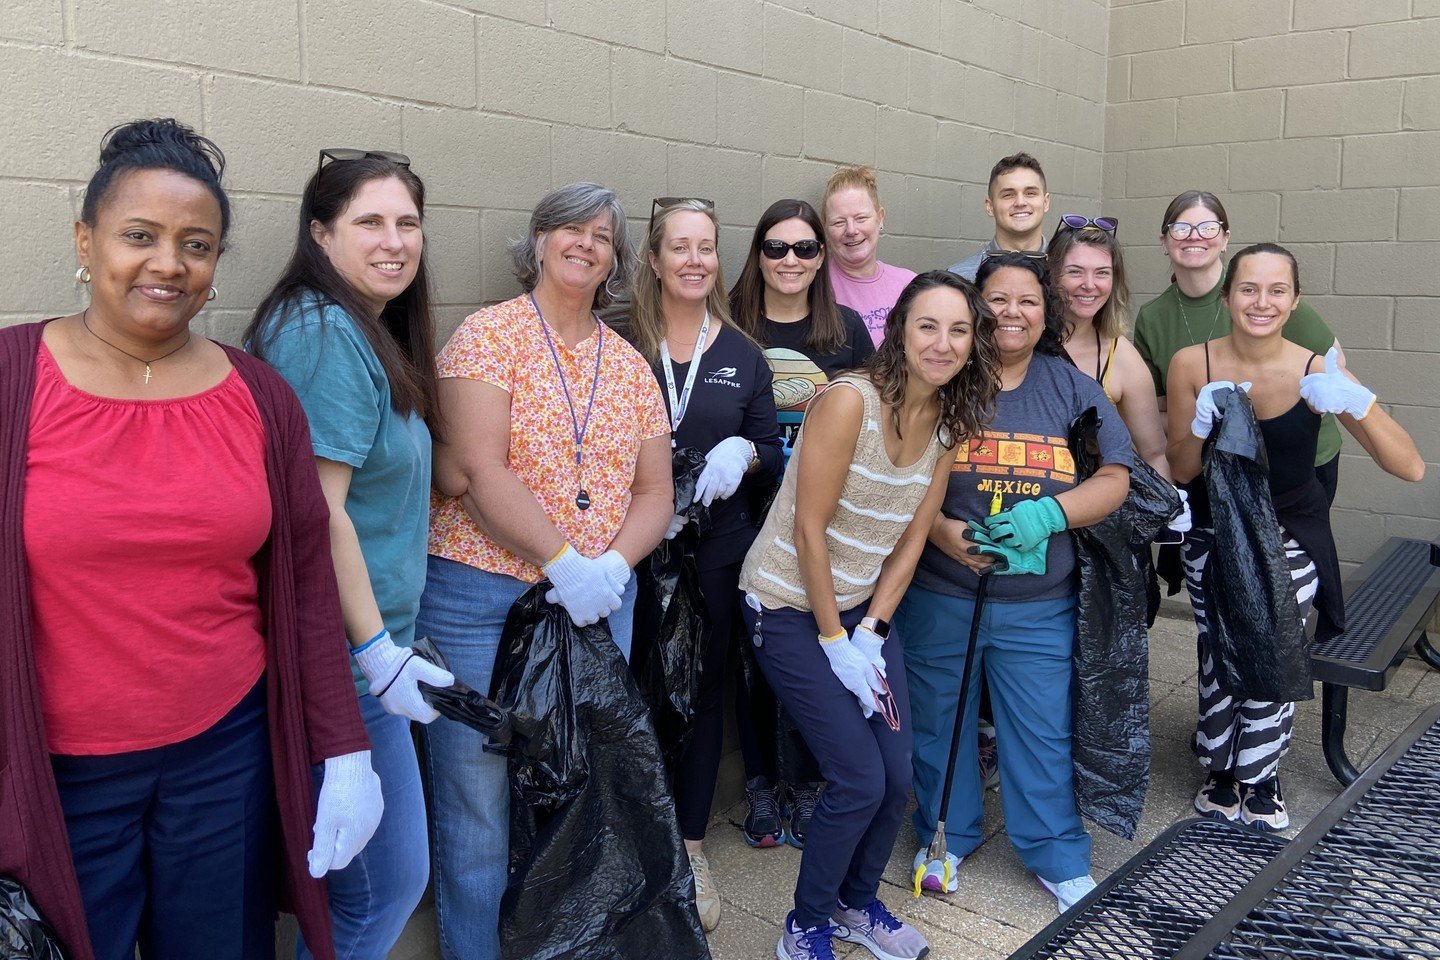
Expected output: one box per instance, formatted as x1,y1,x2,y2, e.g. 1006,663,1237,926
744,438,760,473
860,616,891,638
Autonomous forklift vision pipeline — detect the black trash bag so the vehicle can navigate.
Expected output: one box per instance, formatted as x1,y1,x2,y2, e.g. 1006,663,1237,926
490,585,710,960
630,447,712,771
1201,388,1312,704
0,877,66,960
412,636,512,749
1068,406,1179,840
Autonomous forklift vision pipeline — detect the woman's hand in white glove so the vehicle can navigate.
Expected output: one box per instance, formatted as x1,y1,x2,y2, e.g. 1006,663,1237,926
850,622,888,678
354,631,455,724
664,514,687,540
1168,487,1192,534
1300,346,1376,419
594,549,633,593
543,544,623,627
819,633,884,718
694,436,754,507
307,750,384,878
1191,380,1252,439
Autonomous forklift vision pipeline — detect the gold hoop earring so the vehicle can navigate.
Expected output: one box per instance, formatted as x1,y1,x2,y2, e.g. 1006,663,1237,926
208,286,218,301
75,266,91,284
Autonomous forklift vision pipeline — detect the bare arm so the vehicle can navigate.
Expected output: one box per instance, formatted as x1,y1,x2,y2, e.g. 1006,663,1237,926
866,448,960,621
315,459,386,647
1113,338,1173,481
1055,462,1131,527
605,433,675,565
1326,359,1425,482
433,376,569,566
791,385,864,638
1166,347,1207,484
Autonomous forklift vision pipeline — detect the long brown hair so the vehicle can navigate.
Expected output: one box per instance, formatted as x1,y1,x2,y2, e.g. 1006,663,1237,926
246,156,439,430
730,198,845,353
863,270,1001,447
627,199,741,364
1047,224,1131,340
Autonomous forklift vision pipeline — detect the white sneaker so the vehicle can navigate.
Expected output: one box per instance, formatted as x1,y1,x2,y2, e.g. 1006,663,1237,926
1036,873,1096,914
689,851,721,932
911,848,962,896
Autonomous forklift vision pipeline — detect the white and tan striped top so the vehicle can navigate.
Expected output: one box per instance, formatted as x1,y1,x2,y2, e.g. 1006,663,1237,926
740,375,948,613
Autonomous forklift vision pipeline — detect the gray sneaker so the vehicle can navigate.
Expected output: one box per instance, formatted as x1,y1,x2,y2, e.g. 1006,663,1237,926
834,898,930,960
777,911,840,960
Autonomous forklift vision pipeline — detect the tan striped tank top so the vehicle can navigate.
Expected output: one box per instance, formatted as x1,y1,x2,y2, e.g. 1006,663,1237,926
739,375,949,612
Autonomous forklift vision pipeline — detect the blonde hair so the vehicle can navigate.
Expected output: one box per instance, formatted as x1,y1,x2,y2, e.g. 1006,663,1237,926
1047,225,1131,340
822,164,882,222
628,199,739,363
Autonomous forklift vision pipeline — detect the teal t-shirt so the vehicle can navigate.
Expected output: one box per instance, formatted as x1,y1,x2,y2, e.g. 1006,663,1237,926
260,295,432,696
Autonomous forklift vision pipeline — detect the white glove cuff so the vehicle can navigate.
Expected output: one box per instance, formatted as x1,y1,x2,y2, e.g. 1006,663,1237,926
354,633,408,694
542,544,588,589
323,750,372,786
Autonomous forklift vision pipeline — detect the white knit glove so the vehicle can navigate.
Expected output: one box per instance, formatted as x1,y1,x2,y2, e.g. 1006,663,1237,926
595,549,633,593
543,544,623,627
1300,346,1376,420
664,514,687,540
354,631,455,725
1168,487,1192,534
851,622,888,678
819,634,884,718
307,750,384,878
694,436,753,507
1191,380,1252,439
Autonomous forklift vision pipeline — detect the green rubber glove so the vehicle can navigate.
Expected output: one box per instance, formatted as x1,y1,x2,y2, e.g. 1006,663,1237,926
976,496,1066,554
966,524,1046,577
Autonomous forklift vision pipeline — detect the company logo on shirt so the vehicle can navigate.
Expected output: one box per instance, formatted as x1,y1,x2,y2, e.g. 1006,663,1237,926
705,366,742,388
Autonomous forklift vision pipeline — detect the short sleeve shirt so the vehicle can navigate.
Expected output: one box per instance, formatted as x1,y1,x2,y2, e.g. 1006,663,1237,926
428,295,671,583
827,260,917,346
911,352,1133,603
259,295,433,694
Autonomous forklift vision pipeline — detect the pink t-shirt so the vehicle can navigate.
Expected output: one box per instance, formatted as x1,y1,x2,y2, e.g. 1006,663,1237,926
24,345,270,754
827,260,918,346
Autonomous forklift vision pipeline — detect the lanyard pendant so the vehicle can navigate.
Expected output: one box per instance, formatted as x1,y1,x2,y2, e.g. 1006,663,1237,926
576,489,591,510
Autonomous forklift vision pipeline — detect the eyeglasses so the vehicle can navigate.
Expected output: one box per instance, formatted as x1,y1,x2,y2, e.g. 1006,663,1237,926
760,238,823,260
648,196,715,236
1058,214,1119,234
1165,220,1225,240
316,148,411,182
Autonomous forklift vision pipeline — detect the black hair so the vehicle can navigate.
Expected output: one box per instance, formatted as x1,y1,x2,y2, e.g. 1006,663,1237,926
862,270,1001,447
245,155,439,429
974,251,1070,360
82,118,231,240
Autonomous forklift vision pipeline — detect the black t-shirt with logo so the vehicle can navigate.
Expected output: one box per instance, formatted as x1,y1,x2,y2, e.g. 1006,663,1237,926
756,305,875,450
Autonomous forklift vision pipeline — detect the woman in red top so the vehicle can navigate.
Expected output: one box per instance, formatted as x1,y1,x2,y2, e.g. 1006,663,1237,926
0,119,379,960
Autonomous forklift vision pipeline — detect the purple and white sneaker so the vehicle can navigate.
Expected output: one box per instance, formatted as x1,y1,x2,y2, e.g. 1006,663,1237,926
833,898,930,960
777,911,840,960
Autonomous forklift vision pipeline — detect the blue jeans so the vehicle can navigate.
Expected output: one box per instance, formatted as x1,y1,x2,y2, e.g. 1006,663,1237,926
418,555,636,960
297,694,429,960
50,679,276,960
897,586,1091,883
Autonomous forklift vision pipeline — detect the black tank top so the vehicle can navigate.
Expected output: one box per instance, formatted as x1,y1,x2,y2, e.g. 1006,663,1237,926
1204,343,1320,499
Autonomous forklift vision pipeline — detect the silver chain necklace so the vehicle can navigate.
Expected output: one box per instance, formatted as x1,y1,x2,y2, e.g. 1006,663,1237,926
1176,294,1223,346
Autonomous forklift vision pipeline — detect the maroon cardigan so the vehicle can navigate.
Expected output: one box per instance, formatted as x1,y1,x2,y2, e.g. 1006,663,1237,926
0,321,370,960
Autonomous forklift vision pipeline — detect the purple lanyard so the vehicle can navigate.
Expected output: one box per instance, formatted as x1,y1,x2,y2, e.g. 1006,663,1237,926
531,293,603,510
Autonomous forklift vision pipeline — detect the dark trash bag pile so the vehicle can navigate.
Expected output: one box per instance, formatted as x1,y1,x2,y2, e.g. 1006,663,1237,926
1201,387,1312,704
630,446,712,770
1068,407,1180,840
489,585,710,960
1,877,65,960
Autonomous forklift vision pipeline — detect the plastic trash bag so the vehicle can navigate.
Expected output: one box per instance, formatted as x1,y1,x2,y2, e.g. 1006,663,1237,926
412,636,511,749
630,447,712,770
0,877,66,960
1201,387,1312,704
490,585,710,960
1068,406,1179,840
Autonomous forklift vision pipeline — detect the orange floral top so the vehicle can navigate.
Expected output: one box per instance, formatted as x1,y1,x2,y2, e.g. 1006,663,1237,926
429,295,671,583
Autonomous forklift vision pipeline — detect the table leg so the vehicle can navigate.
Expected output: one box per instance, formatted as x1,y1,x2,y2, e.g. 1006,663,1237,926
1416,632,1440,671
1320,683,1360,786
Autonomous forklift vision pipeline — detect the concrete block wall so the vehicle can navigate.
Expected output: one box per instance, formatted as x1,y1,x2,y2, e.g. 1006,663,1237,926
1104,0,1440,568
0,0,1108,350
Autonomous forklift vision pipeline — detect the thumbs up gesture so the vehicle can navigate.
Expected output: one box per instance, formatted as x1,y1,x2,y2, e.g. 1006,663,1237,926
1299,346,1376,420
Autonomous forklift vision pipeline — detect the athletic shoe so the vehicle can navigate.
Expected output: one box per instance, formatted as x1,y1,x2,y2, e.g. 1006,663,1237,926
1239,777,1289,831
783,782,821,849
742,776,786,848
911,847,962,895
777,911,841,960
1194,770,1242,822
1036,874,1097,914
688,851,721,933
977,720,1000,790
834,897,930,960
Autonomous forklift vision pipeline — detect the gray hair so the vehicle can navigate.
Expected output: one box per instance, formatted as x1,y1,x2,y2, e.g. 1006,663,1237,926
509,182,632,308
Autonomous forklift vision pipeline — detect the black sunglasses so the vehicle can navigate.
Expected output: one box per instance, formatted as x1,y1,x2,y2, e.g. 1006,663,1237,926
760,238,823,261
648,196,716,236
316,148,411,182
1056,214,1119,235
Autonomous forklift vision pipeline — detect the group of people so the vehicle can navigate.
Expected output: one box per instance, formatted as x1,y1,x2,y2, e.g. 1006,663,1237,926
0,119,1424,960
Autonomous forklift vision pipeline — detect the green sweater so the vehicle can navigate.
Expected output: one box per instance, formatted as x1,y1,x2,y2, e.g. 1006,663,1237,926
1133,280,1341,466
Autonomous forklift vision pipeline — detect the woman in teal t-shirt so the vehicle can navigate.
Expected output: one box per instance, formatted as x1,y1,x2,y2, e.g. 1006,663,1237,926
246,149,451,959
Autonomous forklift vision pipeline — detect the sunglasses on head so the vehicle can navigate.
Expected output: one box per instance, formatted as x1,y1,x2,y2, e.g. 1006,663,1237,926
648,196,716,235
1057,214,1119,234
760,238,823,260
1165,220,1225,241
316,148,411,183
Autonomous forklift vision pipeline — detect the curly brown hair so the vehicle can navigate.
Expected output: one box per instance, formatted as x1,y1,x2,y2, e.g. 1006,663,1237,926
862,270,1001,448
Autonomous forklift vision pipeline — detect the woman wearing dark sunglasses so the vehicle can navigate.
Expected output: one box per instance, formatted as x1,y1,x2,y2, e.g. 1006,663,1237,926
623,197,783,934
1132,191,1345,502
246,148,451,959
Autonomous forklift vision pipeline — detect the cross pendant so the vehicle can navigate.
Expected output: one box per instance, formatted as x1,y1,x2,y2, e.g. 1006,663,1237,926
143,365,152,384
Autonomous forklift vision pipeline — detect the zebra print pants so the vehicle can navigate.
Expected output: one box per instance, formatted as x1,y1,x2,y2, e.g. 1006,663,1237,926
1182,526,1318,785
